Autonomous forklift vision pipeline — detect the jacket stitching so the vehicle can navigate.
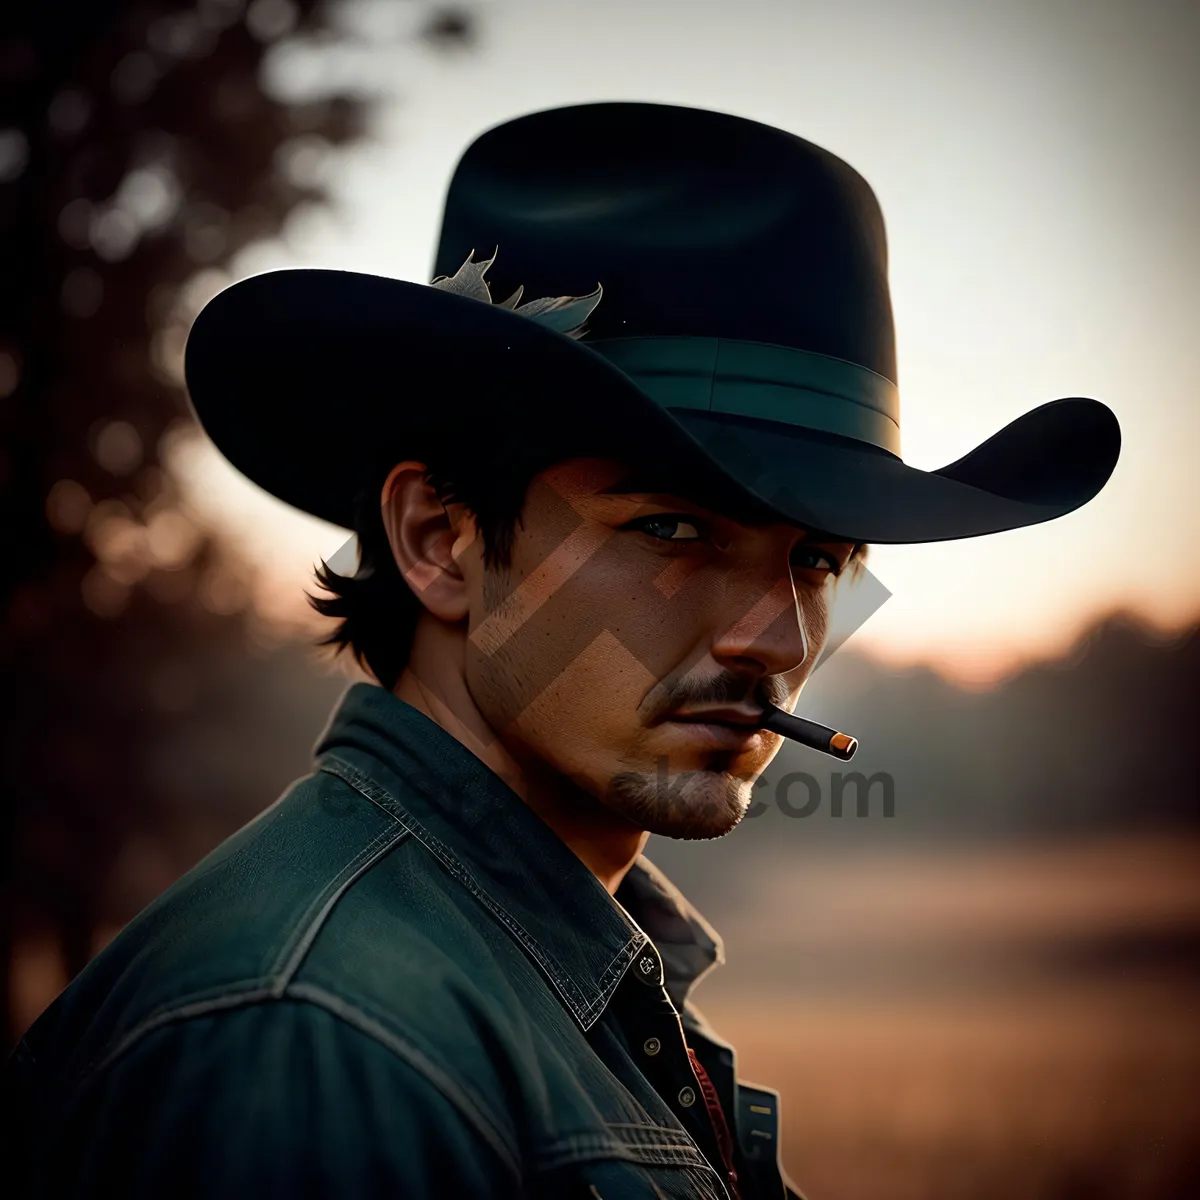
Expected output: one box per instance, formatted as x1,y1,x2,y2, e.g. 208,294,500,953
74,986,524,1186
535,1137,719,1173
85,986,278,1079
80,813,409,1079
318,756,639,1031
286,981,523,1183
266,821,410,990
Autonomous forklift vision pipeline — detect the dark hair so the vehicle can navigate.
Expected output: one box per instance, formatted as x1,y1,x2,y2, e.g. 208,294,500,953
306,427,868,691
306,430,569,692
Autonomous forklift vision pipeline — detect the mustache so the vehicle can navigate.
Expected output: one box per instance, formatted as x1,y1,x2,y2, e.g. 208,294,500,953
656,671,792,716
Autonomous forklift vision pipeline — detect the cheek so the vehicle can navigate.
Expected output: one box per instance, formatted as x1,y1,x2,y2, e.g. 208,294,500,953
796,585,835,681
798,584,834,645
533,630,658,733
470,628,662,783
467,568,698,755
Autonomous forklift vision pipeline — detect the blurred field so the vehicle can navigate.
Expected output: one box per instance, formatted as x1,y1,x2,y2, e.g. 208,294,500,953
685,833,1200,1200
703,980,1199,1200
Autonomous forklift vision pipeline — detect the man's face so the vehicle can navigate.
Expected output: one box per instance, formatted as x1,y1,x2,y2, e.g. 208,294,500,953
454,458,858,841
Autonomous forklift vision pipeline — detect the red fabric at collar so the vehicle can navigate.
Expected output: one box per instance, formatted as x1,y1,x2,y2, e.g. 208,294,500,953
687,1047,742,1200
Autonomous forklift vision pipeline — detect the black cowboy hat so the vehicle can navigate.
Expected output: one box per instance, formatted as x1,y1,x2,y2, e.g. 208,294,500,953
183,101,1120,543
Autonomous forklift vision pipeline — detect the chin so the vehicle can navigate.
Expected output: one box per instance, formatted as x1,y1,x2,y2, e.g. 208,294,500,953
649,811,746,841
603,766,750,840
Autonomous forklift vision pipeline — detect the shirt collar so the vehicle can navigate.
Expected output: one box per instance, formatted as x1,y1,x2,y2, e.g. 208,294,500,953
312,682,725,1030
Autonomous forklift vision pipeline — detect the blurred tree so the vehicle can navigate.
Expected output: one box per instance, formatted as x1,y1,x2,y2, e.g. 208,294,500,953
0,0,473,1049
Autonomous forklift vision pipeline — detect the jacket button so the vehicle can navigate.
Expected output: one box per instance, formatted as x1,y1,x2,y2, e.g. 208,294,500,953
678,1086,697,1107
634,953,661,985
643,1037,661,1056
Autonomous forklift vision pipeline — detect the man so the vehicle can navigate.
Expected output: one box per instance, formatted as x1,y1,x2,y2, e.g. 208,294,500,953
4,102,1119,1198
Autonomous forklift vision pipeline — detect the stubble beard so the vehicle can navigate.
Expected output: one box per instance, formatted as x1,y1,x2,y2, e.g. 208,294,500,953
602,755,752,841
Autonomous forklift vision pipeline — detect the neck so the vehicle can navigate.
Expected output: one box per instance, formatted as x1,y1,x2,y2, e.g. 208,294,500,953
392,617,648,895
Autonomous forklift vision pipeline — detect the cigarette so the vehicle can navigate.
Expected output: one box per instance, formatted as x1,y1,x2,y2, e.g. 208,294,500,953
758,703,858,760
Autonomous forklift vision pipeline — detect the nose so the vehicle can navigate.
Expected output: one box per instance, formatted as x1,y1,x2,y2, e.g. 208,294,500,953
708,568,811,680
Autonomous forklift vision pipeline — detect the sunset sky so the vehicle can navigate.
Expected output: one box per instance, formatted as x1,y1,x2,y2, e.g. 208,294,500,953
169,0,1200,686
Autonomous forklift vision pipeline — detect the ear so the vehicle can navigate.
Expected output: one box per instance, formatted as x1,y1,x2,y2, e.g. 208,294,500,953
380,461,477,623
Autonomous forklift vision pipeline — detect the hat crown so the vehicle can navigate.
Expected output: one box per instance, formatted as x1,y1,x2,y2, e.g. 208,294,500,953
182,99,1119,543
433,101,897,384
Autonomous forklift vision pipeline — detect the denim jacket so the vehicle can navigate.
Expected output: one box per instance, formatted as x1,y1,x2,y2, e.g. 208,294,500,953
5,682,808,1199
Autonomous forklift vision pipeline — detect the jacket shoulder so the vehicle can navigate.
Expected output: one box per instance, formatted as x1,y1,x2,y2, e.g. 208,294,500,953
16,766,520,1084
5,991,523,1198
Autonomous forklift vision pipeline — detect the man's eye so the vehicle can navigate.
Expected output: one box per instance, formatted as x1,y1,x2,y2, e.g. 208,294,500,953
625,514,707,542
792,546,839,573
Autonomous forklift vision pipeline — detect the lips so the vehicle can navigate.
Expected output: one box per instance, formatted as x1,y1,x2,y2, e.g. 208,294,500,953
663,710,766,751
668,706,766,728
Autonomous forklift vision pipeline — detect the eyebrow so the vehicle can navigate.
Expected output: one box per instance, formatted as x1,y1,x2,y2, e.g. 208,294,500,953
596,465,866,557
597,467,771,521
595,466,683,496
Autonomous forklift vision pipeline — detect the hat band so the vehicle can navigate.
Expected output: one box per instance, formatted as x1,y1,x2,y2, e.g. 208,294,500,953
586,336,902,457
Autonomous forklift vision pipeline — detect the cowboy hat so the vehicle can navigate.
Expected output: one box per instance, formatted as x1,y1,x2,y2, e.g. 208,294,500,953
183,101,1120,543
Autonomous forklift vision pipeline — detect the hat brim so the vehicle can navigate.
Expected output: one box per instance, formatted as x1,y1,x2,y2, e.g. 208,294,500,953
183,269,1120,544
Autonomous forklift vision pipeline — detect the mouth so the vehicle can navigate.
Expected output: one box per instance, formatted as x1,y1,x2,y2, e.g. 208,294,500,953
668,705,766,728
663,707,767,751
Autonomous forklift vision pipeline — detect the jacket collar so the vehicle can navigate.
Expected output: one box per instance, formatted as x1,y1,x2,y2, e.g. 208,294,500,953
313,682,724,1030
